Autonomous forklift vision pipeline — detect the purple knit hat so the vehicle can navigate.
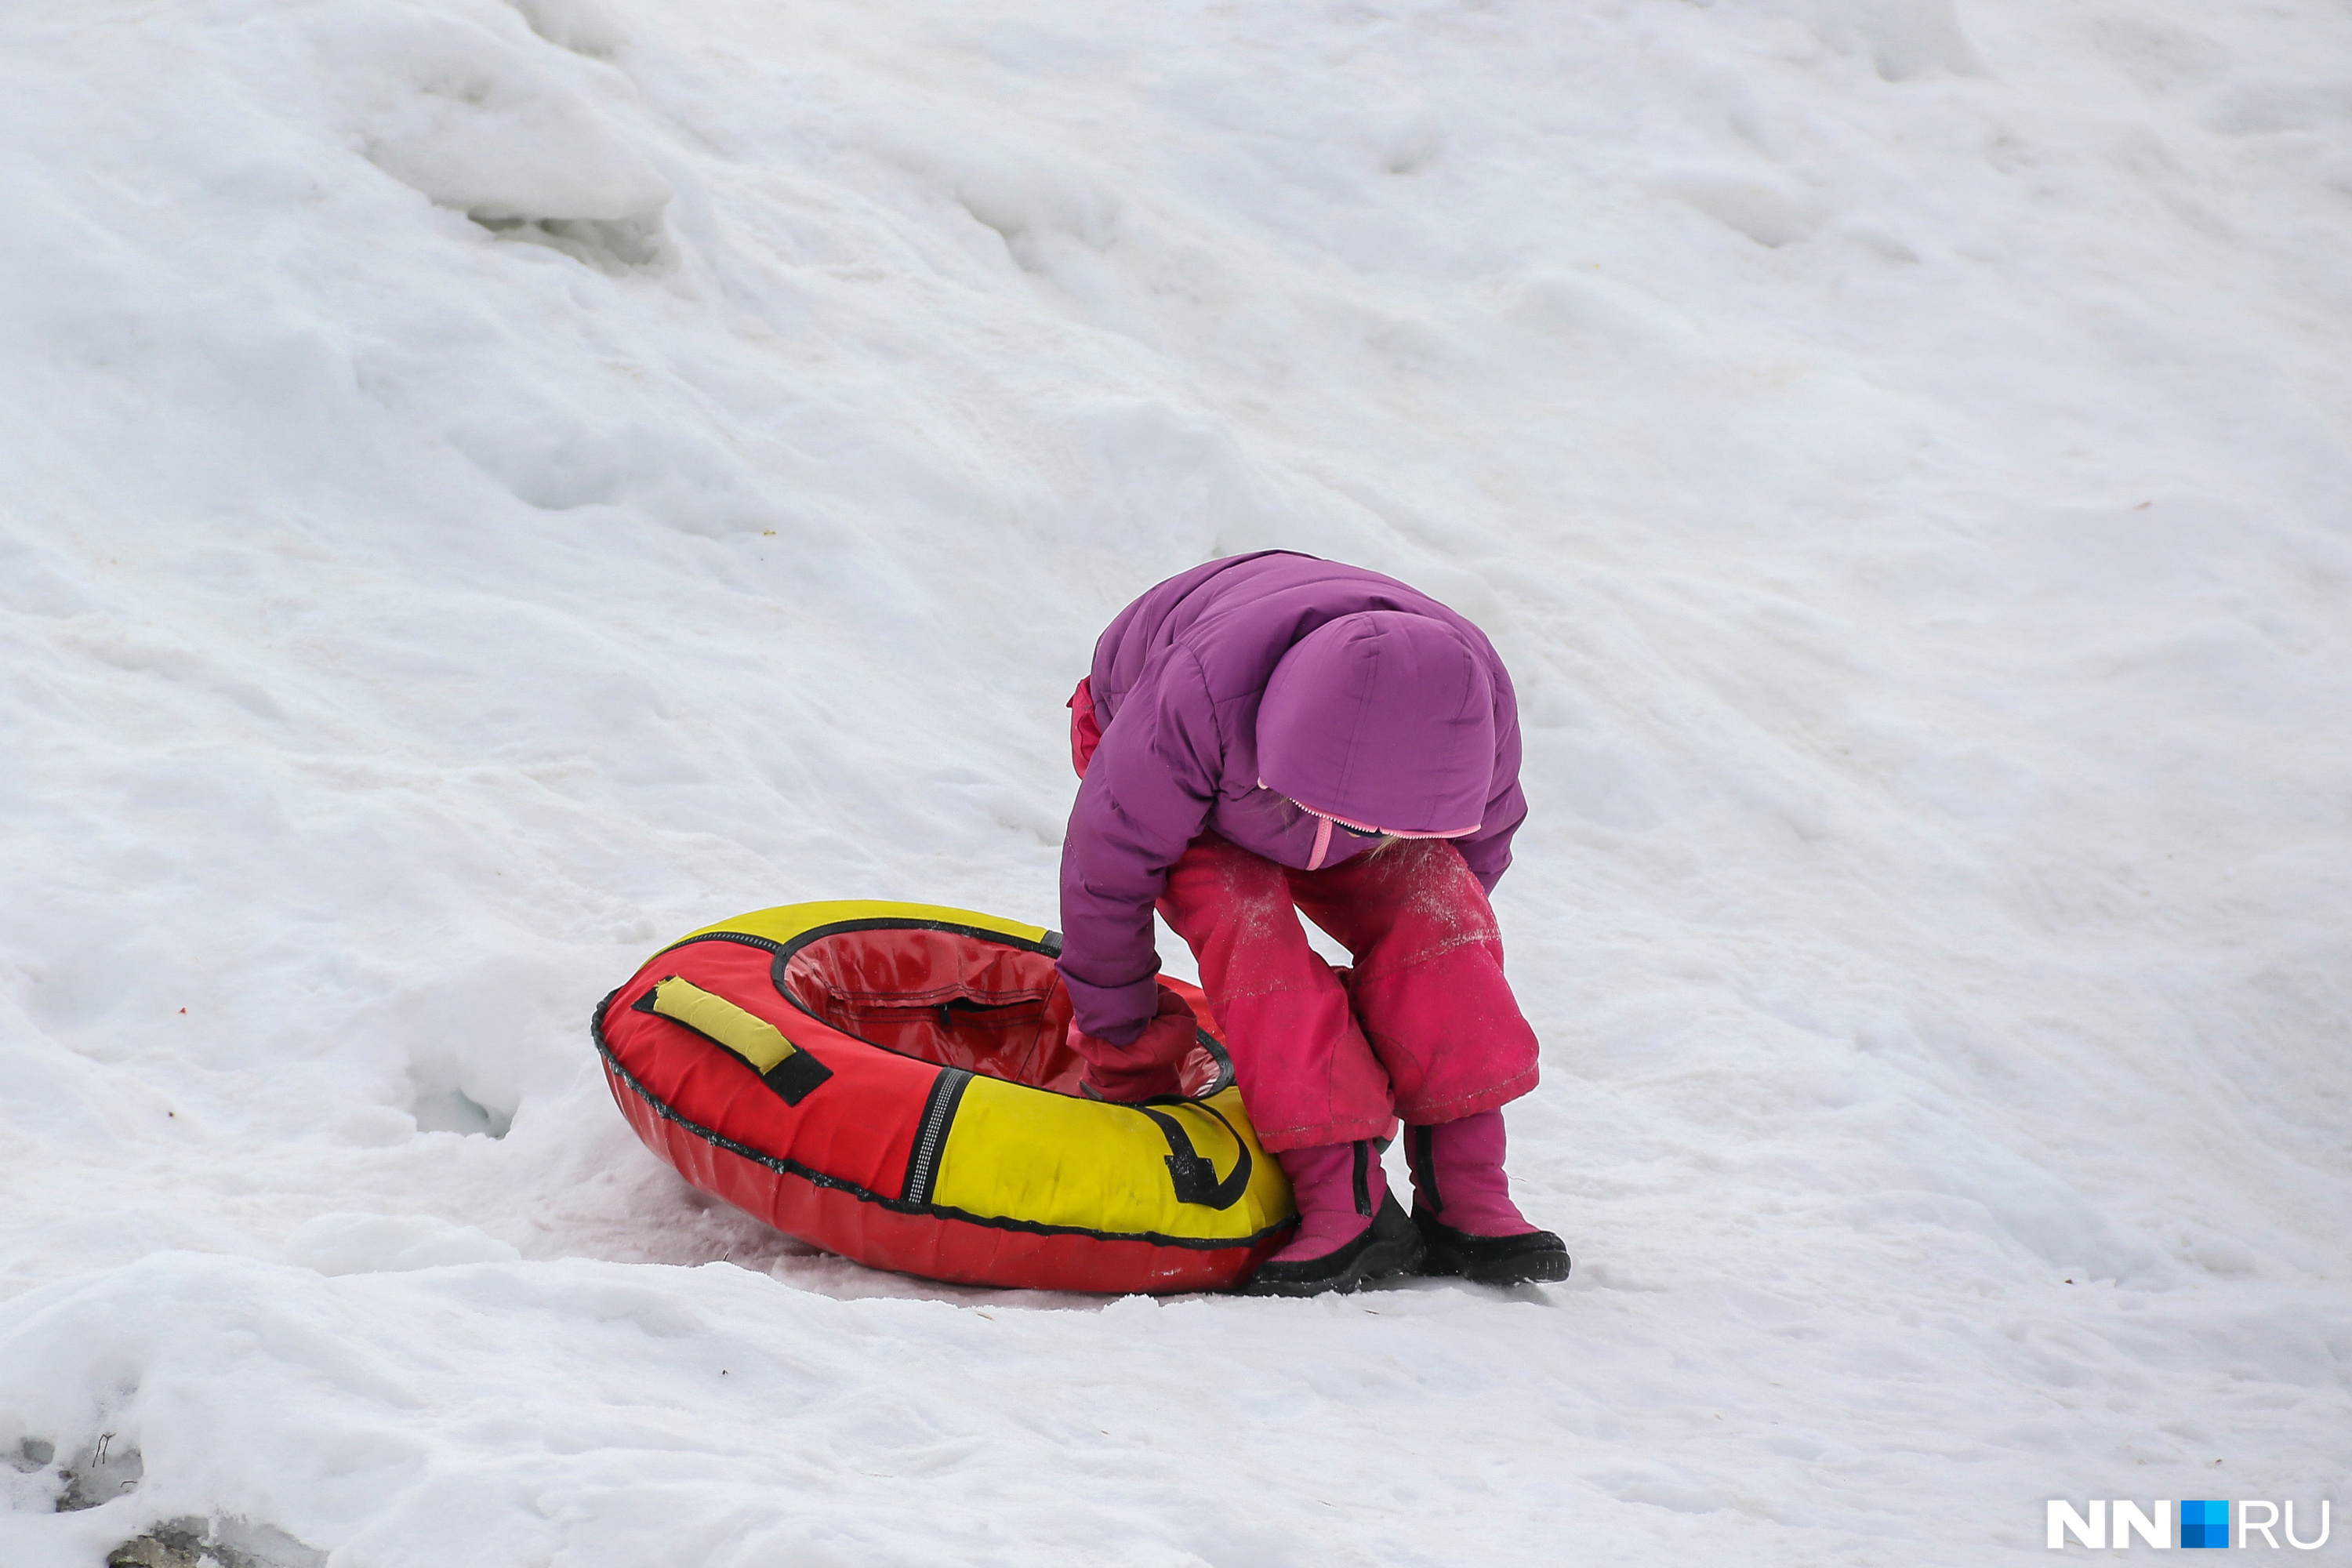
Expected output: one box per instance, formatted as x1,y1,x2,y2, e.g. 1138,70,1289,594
1255,612,1495,834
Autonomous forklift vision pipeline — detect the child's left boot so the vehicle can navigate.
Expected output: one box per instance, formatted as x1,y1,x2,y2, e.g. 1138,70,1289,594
1405,1110,1570,1285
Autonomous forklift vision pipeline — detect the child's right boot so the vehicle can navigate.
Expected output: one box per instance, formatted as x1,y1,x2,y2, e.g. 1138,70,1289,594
1238,1139,1423,1297
1406,1110,1570,1285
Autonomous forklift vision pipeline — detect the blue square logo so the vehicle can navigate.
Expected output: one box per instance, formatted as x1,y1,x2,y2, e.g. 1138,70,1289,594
2182,1499,2230,1549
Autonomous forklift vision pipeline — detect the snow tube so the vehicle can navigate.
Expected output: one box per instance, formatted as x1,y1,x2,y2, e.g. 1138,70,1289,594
591,901,1296,1293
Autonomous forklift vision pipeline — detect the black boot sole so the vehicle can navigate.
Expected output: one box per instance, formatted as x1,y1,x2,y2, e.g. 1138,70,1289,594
1414,1211,1571,1286
1238,1191,1425,1298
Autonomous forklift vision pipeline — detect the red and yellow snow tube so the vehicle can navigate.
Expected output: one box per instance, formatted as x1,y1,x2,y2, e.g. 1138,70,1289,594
592,901,1296,1293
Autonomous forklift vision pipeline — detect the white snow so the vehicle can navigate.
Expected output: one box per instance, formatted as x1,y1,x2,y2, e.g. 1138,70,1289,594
3,0,2349,1562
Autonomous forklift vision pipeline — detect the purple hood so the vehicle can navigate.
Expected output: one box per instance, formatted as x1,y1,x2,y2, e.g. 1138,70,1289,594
1258,612,1496,833
1058,552,1526,1040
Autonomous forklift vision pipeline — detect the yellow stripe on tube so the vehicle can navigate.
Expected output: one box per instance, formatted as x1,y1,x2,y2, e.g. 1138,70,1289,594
929,1080,1293,1243
668,900,1051,956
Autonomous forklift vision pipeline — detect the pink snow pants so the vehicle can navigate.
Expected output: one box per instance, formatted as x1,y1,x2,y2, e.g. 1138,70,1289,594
1069,681,1540,1152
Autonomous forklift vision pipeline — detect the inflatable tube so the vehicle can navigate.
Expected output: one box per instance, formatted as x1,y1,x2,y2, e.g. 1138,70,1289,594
591,901,1297,1294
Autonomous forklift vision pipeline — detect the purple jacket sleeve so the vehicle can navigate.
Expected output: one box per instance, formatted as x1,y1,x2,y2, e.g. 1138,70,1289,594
1454,665,1526,895
1056,649,1222,1040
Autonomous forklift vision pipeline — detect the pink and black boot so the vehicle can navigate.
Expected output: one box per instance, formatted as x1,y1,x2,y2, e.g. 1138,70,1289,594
1240,1139,1424,1297
1406,1111,1570,1285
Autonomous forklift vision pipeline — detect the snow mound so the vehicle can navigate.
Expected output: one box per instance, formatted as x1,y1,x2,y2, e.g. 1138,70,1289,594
2,0,2347,1563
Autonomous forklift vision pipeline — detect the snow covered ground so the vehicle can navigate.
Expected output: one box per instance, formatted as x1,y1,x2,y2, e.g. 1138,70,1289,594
3,0,2349,1562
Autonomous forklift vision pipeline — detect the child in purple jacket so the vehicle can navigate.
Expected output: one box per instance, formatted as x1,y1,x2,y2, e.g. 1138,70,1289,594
1059,552,1568,1294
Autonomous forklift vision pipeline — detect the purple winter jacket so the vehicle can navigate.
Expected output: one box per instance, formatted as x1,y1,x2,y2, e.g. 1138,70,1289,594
1058,551,1526,1040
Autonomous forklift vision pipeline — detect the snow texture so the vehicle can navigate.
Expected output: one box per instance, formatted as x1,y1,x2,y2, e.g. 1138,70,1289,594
2,0,2348,1563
